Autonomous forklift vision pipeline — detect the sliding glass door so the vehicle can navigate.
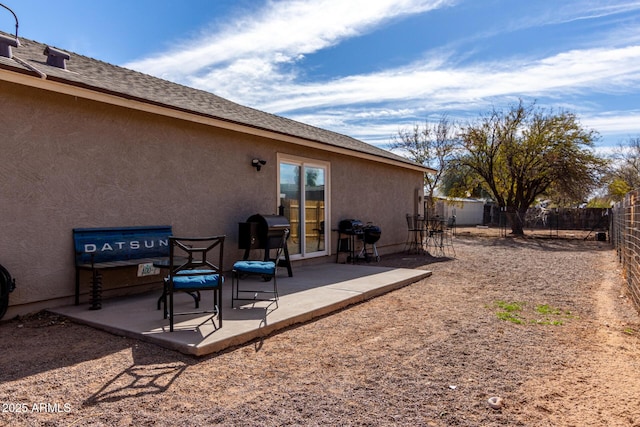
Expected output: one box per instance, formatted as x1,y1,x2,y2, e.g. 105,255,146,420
279,156,329,258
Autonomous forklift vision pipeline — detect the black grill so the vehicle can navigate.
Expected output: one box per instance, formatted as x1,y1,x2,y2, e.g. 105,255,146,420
0,262,16,320
239,214,290,250
363,225,381,244
238,214,292,276
336,219,381,263
338,219,364,235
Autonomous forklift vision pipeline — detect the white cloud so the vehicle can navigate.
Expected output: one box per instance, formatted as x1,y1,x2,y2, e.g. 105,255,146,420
247,45,640,116
126,0,640,110
550,0,640,24
125,0,454,82
583,111,640,134
124,0,640,149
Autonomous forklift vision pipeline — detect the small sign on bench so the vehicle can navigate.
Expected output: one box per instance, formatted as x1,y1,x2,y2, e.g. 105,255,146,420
137,262,161,277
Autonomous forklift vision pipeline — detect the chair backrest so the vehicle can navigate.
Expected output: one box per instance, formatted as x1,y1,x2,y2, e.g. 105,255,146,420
406,214,421,230
169,235,225,276
429,217,444,232
272,229,290,261
447,216,456,227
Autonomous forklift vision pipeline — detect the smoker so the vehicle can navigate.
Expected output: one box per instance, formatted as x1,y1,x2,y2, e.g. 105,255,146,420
238,214,292,276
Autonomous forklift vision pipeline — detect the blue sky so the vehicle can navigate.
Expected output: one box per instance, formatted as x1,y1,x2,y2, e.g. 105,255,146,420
3,0,640,154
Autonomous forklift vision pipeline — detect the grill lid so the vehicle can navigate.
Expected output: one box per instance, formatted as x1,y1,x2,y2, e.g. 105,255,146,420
246,214,290,231
339,219,364,234
363,225,381,244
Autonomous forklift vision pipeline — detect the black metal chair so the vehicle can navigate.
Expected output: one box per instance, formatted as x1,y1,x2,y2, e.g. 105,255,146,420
443,216,456,257
426,217,455,258
161,235,225,332
405,214,424,253
231,229,289,309
446,215,456,237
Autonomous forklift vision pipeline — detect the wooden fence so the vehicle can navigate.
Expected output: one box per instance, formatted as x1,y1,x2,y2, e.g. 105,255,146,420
280,200,325,246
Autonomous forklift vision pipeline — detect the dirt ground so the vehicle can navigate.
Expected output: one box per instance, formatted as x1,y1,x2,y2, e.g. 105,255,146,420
1,227,640,426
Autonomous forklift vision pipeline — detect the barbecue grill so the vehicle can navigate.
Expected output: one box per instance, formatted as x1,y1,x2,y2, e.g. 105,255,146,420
363,224,381,244
336,219,381,263
358,224,381,262
336,219,362,263
239,214,292,276
338,219,364,235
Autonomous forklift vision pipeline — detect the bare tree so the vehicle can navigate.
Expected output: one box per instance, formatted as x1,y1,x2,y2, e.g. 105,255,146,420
388,115,457,215
606,136,640,200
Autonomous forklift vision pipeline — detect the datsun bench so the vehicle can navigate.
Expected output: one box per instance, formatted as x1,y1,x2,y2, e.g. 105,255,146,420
73,226,172,309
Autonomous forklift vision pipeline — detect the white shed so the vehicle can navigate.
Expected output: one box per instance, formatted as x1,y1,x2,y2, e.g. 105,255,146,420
433,197,486,226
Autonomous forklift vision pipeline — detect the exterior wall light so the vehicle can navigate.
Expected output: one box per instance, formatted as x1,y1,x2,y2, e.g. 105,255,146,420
251,158,266,171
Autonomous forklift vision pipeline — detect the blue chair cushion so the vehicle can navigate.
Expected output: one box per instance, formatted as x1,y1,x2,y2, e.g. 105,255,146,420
171,269,223,290
233,260,276,275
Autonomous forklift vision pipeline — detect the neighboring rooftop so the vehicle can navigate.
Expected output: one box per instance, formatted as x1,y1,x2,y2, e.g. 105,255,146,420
0,32,431,172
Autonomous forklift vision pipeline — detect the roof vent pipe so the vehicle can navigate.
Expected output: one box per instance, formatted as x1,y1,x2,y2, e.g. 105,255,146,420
0,33,17,58
43,46,70,69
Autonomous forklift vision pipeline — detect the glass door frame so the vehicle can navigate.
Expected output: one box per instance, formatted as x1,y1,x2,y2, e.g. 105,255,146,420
277,153,330,259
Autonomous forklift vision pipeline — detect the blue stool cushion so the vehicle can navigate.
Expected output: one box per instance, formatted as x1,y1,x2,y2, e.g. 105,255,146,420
171,269,223,290
233,261,276,275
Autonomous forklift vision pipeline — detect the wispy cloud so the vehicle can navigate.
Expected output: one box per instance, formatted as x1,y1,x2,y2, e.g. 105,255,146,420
125,0,455,84
583,111,640,136
547,0,640,24
253,45,640,114
125,0,640,147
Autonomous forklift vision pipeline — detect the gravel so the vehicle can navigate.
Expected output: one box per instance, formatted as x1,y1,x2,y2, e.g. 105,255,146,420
1,231,639,426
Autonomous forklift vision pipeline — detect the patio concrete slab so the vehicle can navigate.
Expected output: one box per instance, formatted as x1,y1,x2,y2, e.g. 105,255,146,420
50,263,431,356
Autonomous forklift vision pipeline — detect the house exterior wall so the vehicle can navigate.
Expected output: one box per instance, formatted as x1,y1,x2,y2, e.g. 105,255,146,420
0,81,423,316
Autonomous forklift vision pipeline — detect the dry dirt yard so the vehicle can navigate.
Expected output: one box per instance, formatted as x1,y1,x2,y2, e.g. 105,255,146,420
1,230,640,426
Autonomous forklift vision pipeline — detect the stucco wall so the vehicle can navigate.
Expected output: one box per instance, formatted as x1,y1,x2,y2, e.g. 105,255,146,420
0,80,423,316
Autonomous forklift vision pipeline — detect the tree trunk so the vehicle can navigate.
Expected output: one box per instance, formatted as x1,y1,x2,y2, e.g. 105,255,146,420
507,206,526,235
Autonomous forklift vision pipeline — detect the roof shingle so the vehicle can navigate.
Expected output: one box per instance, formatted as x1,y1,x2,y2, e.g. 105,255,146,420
0,33,427,170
